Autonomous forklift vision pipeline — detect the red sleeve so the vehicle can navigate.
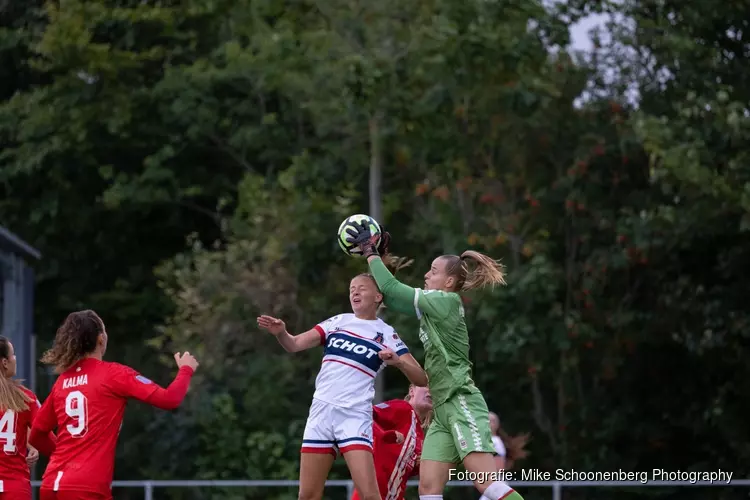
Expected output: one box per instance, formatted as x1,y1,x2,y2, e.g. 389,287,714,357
314,325,326,346
28,428,56,456
24,389,40,424
372,422,399,444
109,364,195,410
373,400,413,430
314,315,340,346
29,390,58,455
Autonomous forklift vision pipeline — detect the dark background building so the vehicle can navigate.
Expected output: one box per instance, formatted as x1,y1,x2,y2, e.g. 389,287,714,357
0,225,39,391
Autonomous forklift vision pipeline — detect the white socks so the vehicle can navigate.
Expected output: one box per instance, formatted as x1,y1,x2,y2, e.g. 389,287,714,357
420,480,513,500
482,481,514,500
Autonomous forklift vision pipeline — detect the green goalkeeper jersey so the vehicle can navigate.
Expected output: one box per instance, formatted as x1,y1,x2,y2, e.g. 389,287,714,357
369,257,478,408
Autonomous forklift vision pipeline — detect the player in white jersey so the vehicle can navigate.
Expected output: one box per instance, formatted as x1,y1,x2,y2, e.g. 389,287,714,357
257,273,428,500
479,412,530,500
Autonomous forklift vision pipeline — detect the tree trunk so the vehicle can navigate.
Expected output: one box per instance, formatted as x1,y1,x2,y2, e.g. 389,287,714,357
370,113,385,403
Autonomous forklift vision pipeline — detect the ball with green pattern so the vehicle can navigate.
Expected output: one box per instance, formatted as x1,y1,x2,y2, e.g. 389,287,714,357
337,214,381,256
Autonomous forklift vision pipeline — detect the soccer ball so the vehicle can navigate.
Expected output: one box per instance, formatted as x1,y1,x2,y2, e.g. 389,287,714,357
337,214,381,256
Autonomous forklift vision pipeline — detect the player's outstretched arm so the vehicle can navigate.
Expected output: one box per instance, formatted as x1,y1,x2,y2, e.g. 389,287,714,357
369,255,457,322
345,223,418,315
112,353,198,410
379,350,428,387
257,315,321,352
366,256,419,315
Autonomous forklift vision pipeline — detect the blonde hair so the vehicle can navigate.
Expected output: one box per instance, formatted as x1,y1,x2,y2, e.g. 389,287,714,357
441,250,506,291
0,337,33,413
404,385,433,431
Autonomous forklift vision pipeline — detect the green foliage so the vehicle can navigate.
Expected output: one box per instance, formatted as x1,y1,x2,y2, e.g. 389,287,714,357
3,0,750,499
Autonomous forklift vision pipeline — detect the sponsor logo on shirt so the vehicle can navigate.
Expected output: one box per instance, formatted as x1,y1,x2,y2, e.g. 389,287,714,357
419,327,430,347
135,375,152,385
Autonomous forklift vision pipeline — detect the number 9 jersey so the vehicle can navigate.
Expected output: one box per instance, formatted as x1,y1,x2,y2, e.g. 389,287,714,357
30,357,195,498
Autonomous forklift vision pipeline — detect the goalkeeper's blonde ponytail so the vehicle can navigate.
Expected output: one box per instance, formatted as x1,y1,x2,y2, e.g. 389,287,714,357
442,251,506,291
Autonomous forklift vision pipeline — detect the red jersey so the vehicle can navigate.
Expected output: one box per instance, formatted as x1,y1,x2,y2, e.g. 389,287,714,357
353,399,424,500
0,387,42,494
30,358,194,495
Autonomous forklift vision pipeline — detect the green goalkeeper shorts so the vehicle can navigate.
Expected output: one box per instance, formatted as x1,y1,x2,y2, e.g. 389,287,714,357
421,386,496,464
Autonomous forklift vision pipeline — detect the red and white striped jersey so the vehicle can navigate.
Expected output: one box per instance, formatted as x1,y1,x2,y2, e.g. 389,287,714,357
365,399,424,500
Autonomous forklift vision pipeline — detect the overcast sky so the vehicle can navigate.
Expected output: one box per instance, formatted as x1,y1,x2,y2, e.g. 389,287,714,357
568,13,608,52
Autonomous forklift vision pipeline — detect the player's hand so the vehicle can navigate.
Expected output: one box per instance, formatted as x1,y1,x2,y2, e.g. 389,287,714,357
345,221,381,258
26,446,39,466
257,315,286,336
394,431,404,444
174,352,199,371
377,228,391,256
378,348,402,366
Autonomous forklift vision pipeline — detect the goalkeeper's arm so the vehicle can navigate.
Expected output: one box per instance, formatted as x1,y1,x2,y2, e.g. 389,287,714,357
367,256,418,316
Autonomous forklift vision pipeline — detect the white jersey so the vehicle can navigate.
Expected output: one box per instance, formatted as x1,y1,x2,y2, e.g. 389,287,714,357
492,435,506,457
312,313,409,411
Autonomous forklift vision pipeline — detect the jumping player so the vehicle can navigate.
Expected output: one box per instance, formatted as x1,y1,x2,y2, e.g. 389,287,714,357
29,309,199,500
257,273,428,500
0,336,56,499
346,224,525,500
351,384,433,500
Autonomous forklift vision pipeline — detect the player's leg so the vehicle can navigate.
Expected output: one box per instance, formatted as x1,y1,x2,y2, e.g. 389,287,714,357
453,392,523,500
342,450,380,500
336,406,380,500
299,400,337,500
299,452,336,500
417,403,459,499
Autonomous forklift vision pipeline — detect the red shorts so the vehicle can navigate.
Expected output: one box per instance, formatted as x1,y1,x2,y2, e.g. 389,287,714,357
0,479,31,499
1,492,32,500
40,490,112,500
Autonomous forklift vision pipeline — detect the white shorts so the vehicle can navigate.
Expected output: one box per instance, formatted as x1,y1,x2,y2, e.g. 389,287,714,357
300,398,373,456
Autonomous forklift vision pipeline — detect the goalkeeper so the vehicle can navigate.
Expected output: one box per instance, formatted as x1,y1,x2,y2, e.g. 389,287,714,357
346,223,524,500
